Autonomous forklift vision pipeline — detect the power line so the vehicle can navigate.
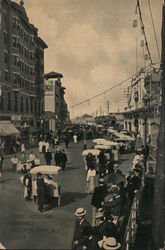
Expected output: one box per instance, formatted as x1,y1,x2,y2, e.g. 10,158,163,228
70,63,157,109
137,0,153,64
147,0,161,62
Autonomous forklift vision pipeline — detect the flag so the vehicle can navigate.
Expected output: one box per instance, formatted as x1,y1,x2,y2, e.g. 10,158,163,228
140,40,144,47
144,54,149,60
132,19,138,28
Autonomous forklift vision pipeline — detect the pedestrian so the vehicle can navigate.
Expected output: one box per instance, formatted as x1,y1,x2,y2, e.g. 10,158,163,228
39,140,43,153
23,170,32,200
36,172,46,212
65,133,70,148
91,178,108,210
29,151,35,168
10,155,19,172
54,147,61,166
73,133,78,144
45,141,49,152
79,226,100,250
32,177,38,203
21,143,25,154
44,148,52,165
86,166,96,194
72,208,91,250
34,155,40,167
86,153,96,171
0,153,4,177
60,149,68,170
98,236,121,250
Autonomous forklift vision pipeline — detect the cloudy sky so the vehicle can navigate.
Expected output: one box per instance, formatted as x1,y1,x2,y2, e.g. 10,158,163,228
17,0,162,118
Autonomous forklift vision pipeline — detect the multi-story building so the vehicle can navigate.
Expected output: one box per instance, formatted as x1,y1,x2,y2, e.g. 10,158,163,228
0,0,47,144
44,71,68,133
123,67,161,160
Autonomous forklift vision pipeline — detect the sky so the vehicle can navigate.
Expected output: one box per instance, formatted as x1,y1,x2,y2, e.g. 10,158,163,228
16,0,162,118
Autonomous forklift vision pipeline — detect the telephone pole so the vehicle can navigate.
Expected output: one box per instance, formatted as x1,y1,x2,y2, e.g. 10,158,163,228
152,1,165,248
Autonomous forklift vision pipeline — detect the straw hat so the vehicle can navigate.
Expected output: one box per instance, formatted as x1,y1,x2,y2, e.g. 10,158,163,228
75,208,86,217
103,237,121,250
95,211,104,219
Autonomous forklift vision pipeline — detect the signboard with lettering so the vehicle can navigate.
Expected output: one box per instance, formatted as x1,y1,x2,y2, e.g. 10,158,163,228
44,80,54,95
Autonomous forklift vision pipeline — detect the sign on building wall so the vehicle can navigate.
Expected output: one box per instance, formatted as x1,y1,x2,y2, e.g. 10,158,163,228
45,80,54,95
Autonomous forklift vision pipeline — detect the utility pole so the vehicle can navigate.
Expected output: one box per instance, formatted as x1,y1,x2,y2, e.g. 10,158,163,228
152,1,165,248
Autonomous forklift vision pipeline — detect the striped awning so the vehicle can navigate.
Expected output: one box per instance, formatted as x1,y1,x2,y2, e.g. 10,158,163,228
0,121,20,136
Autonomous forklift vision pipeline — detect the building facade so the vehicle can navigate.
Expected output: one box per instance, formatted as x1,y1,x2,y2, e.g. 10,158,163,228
0,0,47,144
44,71,68,133
123,67,161,159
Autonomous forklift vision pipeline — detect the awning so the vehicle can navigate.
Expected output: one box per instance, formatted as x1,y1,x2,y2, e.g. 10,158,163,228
0,121,20,136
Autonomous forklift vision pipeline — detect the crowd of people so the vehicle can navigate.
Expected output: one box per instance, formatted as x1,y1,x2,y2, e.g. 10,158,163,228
71,139,146,250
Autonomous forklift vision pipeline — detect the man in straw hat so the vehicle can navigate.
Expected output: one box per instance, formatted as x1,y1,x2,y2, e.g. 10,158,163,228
99,236,121,250
72,208,90,249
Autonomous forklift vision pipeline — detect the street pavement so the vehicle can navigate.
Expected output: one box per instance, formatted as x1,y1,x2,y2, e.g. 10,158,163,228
0,140,134,250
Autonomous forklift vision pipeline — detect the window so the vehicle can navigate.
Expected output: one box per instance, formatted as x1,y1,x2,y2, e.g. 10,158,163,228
35,100,37,114
4,52,8,64
14,92,18,112
4,71,9,81
4,32,7,44
8,92,11,111
30,97,33,113
21,96,23,113
26,98,28,113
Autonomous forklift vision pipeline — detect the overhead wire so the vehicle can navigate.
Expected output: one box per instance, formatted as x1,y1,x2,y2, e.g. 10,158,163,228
137,0,153,64
147,0,161,62
70,63,158,109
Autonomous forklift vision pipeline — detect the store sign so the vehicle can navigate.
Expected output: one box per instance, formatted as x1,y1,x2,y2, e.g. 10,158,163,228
44,80,53,95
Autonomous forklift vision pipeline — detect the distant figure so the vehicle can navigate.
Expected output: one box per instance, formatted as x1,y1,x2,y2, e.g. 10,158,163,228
73,134,78,144
10,155,19,172
21,143,25,154
44,149,52,165
60,149,68,171
86,166,96,194
34,155,40,167
36,173,46,212
54,148,61,166
23,170,32,200
65,134,69,148
0,153,4,177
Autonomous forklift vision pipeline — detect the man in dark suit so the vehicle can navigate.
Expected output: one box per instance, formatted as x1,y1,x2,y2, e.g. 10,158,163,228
91,179,108,209
44,149,52,165
72,208,91,250
37,173,46,212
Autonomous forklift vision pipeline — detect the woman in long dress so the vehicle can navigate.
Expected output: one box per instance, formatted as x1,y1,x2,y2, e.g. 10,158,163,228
86,166,96,194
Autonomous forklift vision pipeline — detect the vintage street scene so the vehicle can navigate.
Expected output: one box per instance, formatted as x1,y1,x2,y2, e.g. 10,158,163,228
0,0,164,249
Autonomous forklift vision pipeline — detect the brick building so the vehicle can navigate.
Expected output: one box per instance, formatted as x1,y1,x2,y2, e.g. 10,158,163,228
0,0,47,145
